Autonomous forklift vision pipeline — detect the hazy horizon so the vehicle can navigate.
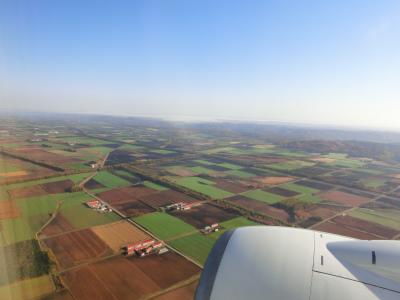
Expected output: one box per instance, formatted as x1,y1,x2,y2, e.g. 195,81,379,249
1,1,400,130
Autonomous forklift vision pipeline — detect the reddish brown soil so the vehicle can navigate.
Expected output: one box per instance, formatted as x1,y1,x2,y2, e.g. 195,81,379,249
314,222,382,240
305,204,348,219
117,199,155,217
41,213,74,237
97,186,157,203
8,185,47,199
128,251,201,289
41,179,74,193
265,186,300,197
154,281,198,300
320,190,370,206
227,195,290,223
0,200,20,220
140,190,198,208
331,215,399,239
172,203,239,229
44,229,112,269
15,148,81,164
84,178,105,190
255,176,294,185
62,252,200,300
214,179,250,193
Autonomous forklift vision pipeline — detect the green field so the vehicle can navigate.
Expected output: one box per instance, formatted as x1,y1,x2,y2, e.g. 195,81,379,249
92,171,131,188
241,189,284,204
189,166,216,175
143,181,169,191
134,212,196,240
194,159,215,166
59,192,121,229
168,233,215,265
225,169,255,178
348,208,400,230
56,136,108,146
175,177,234,199
279,182,321,203
360,178,387,189
268,160,314,171
208,217,259,240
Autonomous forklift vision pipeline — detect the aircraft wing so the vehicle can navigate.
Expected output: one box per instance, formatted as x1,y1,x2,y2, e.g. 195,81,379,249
195,226,400,300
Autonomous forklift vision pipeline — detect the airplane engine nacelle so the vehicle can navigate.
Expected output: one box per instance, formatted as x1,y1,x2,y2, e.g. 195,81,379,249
195,226,400,300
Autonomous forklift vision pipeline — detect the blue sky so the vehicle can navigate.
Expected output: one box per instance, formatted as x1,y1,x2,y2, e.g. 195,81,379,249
1,0,400,129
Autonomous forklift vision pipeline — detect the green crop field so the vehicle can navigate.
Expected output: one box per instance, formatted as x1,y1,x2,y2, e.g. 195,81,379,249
268,160,314,171
134,212,196,240
168,233,215,265
92,171,131,188
348,208,400,230
360,178,387,189
208,217,259,240
241,189,284,204
225,169,255,178
194,159,215,166
56,136,108,146
279,182,321,203
189,166,215,175
175,177,234,199
143,181,169,191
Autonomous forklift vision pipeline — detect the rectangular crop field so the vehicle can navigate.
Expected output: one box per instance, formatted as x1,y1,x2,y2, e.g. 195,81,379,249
92,171,131,188
174,177,233,199
168,233,215,265
348,208,400,230
134,212,196,240
241,189,284,204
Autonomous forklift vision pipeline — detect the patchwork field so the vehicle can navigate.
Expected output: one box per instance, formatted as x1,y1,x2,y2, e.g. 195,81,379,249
319,190,371,206
62,252,200,300
174,177,234,199
171,203,239,229
44,228,112,269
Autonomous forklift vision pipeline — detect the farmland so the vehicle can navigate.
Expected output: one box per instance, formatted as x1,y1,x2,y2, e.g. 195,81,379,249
2,114,400,299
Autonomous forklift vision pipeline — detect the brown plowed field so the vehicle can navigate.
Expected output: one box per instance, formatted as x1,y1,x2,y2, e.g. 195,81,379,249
0,170,29,177
295,180,333,191
0,200,20,220
140,190,197,208
8,185,47,199
41,179,74,193
304,204,347,219
265,186,299,197
227,195,290,223
15,149,81,164
166,167,196,177
117,200,155,217
172,203,239,228
154,281,198,300
41,214,74,237
97,186,157,203
84,178,105,190
331,215,399,239
62,252,200,300
91,221,150,252
128,251,200,288
255,176,294,185
44,228,112,269
214,179,249,193
320,190,370,206
314,222,382,240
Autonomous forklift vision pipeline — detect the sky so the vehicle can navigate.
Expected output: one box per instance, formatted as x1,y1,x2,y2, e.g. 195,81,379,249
1,0,400,130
